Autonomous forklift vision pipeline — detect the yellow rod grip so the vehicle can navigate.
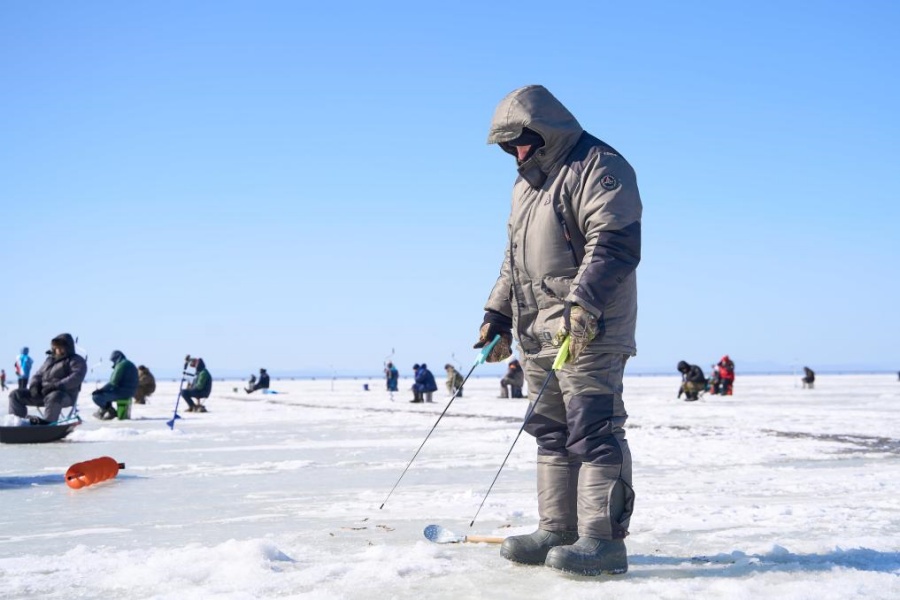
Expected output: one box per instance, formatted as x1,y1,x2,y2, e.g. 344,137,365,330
552,336,570,370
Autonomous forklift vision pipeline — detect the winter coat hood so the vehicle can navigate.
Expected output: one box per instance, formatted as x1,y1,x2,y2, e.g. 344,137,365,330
51,333,77,356
110,350,126,365
32,335,87,399
488,85,584,189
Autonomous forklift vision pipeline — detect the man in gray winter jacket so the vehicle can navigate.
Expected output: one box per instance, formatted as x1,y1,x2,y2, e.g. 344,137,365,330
473,85,641,576
8,333,87,423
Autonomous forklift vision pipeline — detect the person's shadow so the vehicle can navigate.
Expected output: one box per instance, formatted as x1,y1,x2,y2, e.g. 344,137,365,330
627,546,900,578
1,473,143,490
0,474,64,490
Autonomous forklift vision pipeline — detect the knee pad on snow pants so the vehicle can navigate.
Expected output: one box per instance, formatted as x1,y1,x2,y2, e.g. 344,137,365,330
577,461,635,540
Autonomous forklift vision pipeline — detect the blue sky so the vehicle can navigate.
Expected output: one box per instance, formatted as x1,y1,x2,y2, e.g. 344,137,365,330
2,1,898,378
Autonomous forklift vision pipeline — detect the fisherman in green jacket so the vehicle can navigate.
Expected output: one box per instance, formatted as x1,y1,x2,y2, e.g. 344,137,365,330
181,357,212,412
92,350,139,419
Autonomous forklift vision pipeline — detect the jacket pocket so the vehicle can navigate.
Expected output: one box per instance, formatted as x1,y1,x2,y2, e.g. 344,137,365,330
537,276,574,309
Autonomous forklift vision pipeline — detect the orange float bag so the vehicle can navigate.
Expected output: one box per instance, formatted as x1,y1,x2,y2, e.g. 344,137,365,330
65,456,125,489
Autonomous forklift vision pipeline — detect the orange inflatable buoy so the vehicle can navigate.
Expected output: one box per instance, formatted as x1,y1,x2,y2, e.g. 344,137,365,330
65,456,125,489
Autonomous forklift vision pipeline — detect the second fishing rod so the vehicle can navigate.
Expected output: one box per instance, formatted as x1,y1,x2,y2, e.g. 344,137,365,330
379,335,501,509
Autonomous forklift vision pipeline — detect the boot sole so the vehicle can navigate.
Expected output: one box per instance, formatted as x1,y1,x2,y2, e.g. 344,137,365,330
544,552,628,576
545,560,628,576
499,545,550,565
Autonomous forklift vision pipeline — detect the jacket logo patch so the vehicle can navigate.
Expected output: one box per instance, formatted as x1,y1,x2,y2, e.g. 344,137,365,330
600,174,619,191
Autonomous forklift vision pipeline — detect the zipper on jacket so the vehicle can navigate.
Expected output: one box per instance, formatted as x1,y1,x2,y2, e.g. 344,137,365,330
554,209,580,268
508,237,526,308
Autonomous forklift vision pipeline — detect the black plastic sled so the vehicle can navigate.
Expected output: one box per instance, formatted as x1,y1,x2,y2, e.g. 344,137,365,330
0,421,80,444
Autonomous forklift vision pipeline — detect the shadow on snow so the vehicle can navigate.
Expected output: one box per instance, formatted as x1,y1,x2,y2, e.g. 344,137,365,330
627,546,900,579
0,474,65,489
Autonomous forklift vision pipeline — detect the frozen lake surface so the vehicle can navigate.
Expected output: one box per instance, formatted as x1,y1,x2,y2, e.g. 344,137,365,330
1,373,898,599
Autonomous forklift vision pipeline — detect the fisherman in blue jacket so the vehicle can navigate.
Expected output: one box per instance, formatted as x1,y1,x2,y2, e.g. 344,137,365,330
414,363,438,403
409,364,422,403
384,362,399,392
15,347,33,391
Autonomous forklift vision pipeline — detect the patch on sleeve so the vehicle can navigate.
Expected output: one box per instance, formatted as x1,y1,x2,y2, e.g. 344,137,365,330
600,174,620,191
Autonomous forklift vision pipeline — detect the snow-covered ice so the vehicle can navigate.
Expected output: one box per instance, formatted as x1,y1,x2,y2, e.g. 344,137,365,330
1,374,898,599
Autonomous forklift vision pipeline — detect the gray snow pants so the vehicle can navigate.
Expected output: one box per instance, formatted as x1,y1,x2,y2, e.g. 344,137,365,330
8,388,75,423
522,351,635,540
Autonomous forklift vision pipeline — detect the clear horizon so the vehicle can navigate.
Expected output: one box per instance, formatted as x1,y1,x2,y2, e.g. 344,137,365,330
81,366,900,384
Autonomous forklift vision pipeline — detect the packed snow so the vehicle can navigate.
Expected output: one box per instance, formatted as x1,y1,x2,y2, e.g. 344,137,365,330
1,373,898,599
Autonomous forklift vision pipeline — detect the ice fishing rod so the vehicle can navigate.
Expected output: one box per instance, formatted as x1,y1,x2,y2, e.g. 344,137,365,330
469,336,570,527
379,334,501,510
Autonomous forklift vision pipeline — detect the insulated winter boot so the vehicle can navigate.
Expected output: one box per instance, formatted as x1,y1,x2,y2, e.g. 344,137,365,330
544,537,628,575
501,529,578,565
544,462,634,576
500,454,580,565
95,406,115,420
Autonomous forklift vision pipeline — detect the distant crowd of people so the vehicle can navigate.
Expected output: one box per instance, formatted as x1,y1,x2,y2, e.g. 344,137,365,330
4,334,230,424
8,333,867,430
383,361,466,402
6,335,158,423
676,355,736,401
381,357,530,403
677,356,823,400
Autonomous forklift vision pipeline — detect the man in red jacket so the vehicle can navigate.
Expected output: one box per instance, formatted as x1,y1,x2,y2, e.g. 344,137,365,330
717,355,735,395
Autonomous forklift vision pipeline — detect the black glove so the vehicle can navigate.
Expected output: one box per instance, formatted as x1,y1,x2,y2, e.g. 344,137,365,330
473,310,513,363
29,385,42,398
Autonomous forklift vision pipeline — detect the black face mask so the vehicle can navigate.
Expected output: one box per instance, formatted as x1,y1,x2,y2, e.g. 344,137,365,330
501,128,548,189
